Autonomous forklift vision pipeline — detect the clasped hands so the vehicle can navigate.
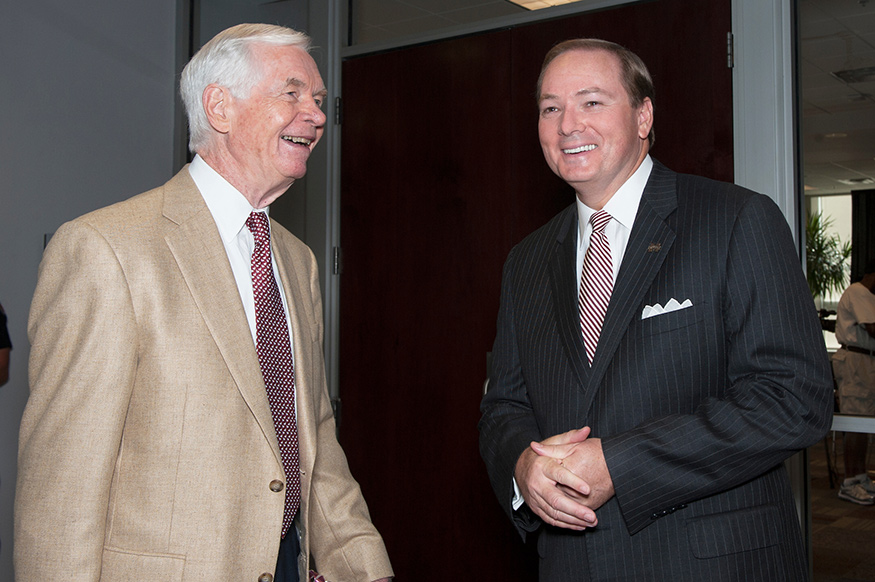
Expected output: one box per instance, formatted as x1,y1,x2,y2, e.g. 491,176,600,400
514,426,614,531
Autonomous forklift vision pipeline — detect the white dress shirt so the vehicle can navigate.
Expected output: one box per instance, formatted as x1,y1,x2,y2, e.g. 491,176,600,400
188,154,295,355
575,155,653,285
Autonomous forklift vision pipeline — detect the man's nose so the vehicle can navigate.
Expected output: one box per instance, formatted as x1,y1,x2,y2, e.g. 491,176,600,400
303,99,327,126
558,111,584,136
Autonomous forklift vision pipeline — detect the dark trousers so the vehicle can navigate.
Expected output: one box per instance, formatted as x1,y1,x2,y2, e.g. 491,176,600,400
274,528,301,582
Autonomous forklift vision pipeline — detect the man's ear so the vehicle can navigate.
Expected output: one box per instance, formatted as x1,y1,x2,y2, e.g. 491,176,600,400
637,97,654,140
203,84,231,134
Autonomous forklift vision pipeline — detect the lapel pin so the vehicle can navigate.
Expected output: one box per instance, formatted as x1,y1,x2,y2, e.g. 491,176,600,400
647,242,662,253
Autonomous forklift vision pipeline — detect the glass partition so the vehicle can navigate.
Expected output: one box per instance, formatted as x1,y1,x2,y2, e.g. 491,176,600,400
799,1,875,579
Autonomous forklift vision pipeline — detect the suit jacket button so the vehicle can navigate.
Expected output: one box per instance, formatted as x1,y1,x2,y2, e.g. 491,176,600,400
258,573,273,582
269,480,284,493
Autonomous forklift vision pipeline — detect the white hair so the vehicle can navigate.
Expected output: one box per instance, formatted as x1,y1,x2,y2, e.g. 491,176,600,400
180,23,312,153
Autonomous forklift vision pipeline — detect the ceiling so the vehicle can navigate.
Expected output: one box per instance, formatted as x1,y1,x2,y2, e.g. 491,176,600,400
799,0,875,196
353,0,875,197
351,0,525,43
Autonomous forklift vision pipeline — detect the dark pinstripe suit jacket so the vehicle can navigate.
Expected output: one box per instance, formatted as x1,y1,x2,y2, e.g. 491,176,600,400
479,160,833,581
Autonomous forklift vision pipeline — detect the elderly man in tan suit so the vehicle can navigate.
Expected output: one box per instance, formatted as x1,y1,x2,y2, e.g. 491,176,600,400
15,24,392,582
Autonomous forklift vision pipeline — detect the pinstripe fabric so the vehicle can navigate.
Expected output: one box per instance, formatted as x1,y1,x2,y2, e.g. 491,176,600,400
479,160,834,581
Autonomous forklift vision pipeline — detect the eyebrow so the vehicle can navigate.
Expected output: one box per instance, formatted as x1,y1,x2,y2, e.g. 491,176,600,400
540,87,608,103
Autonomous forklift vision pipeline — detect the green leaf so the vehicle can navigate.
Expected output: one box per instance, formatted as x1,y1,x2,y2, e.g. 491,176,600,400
806,211,852,299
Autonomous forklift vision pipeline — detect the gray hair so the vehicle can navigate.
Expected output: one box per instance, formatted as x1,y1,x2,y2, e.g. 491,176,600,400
180,23,312,153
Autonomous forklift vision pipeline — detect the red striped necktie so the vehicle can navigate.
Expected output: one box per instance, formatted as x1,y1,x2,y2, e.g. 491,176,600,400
579,209,613,364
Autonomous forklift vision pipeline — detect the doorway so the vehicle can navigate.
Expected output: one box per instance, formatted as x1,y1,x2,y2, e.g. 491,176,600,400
338,0,732,578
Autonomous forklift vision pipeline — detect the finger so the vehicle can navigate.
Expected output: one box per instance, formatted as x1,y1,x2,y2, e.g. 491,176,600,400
524,453,591,497
540,456,592,496
519,456,597,528
530,434,591,459
537,426,592,447
533,490,597,530
567,426,592,443
530,441,579,459
527,463,596,526
556,482,587,501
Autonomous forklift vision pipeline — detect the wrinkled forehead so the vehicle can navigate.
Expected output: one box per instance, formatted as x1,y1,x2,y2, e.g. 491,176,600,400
251,43,325,89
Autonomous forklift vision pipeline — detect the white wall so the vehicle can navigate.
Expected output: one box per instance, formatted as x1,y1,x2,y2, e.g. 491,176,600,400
0,1,179,578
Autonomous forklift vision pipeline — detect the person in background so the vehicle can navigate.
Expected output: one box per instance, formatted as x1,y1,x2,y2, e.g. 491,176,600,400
15,23,392,582
0,300,9,552
0,302,10,387
479,38,833,581
832,260,875,505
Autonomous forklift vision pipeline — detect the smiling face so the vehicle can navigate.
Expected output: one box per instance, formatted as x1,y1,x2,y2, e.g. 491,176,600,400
208,42,327,208
538,48,652,209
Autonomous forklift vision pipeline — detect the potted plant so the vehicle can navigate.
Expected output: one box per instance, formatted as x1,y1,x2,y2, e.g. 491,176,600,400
805,211,852,332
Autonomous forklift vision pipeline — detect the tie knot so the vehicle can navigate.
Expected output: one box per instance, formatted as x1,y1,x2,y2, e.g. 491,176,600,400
246,211,270,246
590,210,611,233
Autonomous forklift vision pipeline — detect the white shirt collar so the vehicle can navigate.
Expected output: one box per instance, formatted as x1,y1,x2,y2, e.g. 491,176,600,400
188,154,266,244
576,155,653,241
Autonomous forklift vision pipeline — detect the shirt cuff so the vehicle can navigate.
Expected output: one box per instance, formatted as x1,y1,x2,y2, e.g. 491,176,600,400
512,477,525,510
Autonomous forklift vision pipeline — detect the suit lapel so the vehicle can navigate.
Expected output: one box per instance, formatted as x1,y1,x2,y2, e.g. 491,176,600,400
161,168,283,466
548,207,591,390
580,162,678,417
270,231,318,493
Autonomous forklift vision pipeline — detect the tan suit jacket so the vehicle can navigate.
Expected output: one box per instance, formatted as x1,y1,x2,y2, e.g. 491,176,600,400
15,168,392,581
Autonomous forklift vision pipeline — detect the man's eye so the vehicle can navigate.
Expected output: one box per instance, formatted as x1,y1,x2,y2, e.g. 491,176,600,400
541,106,558,115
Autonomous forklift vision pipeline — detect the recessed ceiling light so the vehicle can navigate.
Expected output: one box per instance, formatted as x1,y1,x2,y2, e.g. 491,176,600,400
505,0,586,9
837,177,875,185
832,66,875,84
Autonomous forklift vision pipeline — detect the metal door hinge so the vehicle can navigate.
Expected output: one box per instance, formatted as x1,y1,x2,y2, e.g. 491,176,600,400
335,96,343,125
727,32,734,69
331,397,342,426
333,246,343,275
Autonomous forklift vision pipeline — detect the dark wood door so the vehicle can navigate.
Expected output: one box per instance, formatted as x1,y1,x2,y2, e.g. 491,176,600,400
339,1,731,579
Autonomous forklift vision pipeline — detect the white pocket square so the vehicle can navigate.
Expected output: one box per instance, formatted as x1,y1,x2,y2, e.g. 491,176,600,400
641,298,693,320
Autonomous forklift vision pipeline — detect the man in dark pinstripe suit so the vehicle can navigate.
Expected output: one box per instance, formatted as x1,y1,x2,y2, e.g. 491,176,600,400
479,39,833,581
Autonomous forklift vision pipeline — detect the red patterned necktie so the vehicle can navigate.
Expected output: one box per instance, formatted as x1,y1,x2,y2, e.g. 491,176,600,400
579,210,613,364
246,211,300,538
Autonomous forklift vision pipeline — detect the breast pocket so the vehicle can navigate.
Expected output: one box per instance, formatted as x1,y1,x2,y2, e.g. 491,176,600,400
638,301,704,337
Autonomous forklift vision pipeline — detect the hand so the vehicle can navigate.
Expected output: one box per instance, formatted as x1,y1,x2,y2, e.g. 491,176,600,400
514,427,598,530
530,431,615,512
